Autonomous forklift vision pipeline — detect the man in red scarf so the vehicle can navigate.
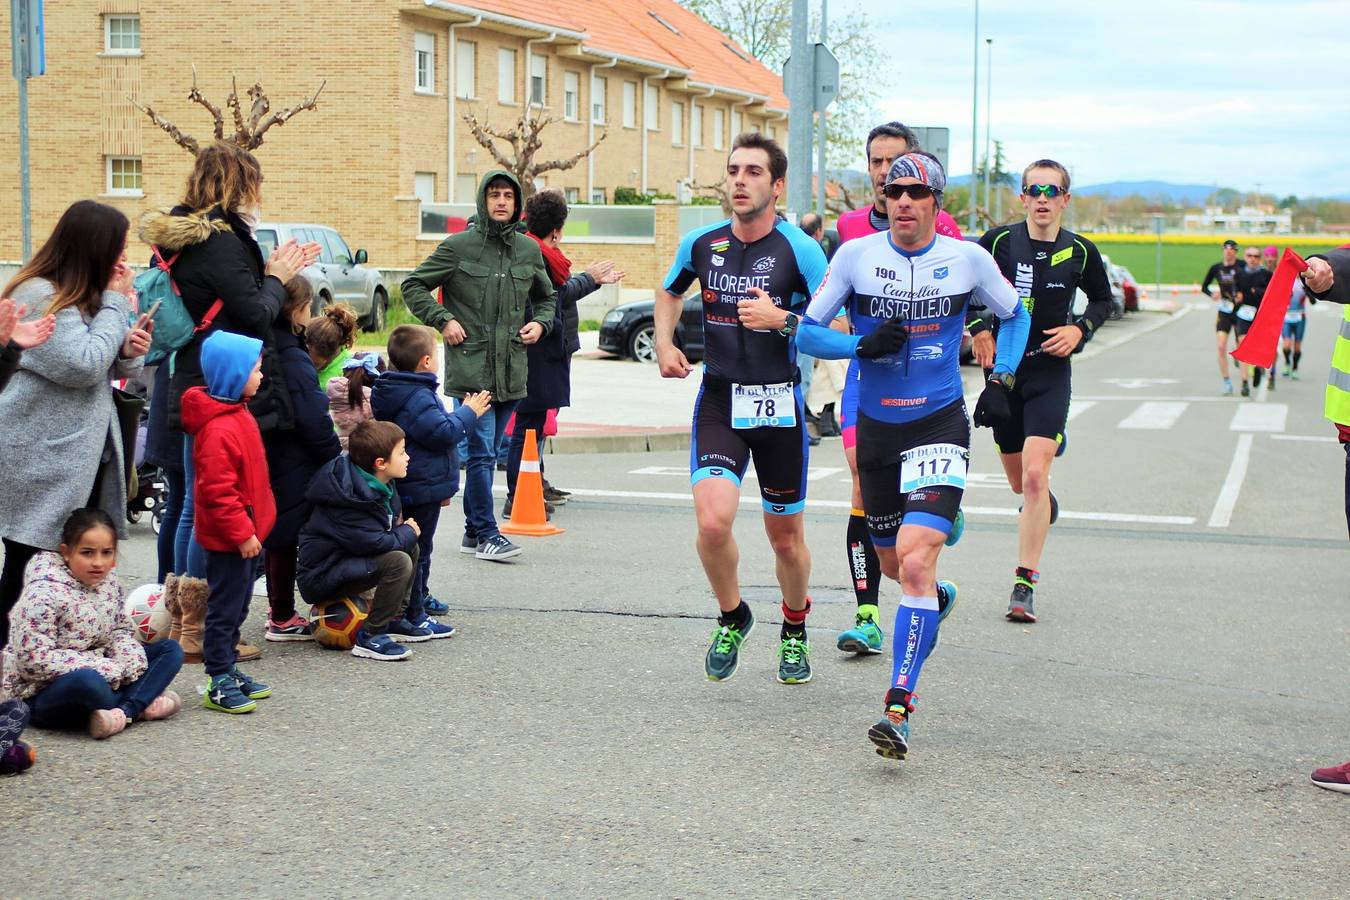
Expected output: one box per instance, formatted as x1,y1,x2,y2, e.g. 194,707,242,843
503,190,625,515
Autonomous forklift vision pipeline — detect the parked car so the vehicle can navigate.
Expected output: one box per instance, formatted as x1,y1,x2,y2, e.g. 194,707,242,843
1115,265,1144,312
599,296,706,363
1100,254,1127,320
256,223,389,331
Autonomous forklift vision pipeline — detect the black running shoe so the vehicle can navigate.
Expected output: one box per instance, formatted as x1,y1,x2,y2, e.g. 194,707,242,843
1006,583,1036,623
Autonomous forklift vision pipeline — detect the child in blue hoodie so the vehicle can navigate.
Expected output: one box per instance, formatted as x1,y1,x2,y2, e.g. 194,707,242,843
370,325,489,639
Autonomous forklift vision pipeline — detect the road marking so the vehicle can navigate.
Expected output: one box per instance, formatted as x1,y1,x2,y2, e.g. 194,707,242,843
1075,395,1239,403
1066,400,1097,422
1118,401,1188,430
628,465,844,482
1208,433,1254,528
1230,403,1287,432
1101,378,1180,389
1271,433,1337,443
556,487,1195,525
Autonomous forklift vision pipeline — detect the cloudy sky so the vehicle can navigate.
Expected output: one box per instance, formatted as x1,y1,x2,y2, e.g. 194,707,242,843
848,0,1349,196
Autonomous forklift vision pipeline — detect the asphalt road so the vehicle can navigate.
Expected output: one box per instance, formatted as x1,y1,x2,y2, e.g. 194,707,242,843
3,299,1348,898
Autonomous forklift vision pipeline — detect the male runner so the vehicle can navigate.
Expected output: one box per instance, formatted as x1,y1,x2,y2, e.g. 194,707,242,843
1235,246,1273,394
1282,276,1313,379
973,159,1113,623
657,132,828,685
833,122,966,658
1201,239,1244,395
798,152,1030,760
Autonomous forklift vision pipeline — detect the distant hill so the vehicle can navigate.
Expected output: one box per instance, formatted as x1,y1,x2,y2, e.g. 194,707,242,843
1074,181,1224,203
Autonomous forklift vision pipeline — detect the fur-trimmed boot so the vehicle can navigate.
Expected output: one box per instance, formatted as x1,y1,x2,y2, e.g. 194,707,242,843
162,574,183,643
175,576,209,664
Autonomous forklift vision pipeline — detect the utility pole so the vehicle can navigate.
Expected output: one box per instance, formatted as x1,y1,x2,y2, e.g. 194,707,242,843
786,0,813,221
815,0,828,217
967,0,979,234
11,0,45,262
982,38,992,227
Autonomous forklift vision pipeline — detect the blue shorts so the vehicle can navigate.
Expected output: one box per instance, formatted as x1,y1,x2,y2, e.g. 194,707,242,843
1282,318,1306,342
690,377,809,515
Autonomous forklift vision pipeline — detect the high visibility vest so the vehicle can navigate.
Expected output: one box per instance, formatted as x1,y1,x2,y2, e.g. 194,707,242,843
1326,303,1350,426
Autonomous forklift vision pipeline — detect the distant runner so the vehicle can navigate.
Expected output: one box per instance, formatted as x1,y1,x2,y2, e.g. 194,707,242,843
1201,239,1243,395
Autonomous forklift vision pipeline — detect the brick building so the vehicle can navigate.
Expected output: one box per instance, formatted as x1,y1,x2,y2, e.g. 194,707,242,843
0,1,788,272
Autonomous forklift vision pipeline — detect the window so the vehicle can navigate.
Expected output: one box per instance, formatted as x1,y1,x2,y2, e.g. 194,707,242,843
414,32,435,93
622,81,637,128
591,75,607,124
104,15,140,54
767,125,776,139
529,54,547,106
322,229,353,266
691,103,702,147
309,230,336,265
498,48,517,103
730,108,742,138
671,101,684,145
713,108,724,149
591,189,606,204
649,12,681,35
455,173,477,203
563,71,579,121
414,172,436,204
455,40,476,99
106,157,141,195
644,84,659,130
565,187,580,204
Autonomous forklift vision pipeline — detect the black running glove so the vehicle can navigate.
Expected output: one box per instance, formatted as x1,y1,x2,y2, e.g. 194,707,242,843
856,318,908,359
972,376,1012,428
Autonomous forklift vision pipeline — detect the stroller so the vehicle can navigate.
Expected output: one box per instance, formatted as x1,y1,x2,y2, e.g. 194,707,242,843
127,414,167,533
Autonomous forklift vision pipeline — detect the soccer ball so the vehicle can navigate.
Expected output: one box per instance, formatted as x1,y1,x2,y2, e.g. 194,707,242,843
311,597,369,650
124,584,171,644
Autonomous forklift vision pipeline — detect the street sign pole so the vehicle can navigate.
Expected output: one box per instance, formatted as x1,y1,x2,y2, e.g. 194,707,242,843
815,0,828,217
11,0,44,262
785,0,812,222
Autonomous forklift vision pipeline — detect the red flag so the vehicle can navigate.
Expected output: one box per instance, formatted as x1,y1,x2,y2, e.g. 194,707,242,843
1232,248,1309,370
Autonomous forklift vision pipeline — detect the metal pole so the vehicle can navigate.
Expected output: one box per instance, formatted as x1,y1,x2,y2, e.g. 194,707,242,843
967,0,979,234
815,0,828,216
982,38,992,228
786,0,812,221
1154,215,1164,299
18,73,31,261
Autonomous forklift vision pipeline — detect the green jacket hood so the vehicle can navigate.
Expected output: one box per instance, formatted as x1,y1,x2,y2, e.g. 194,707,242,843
476,169,523,242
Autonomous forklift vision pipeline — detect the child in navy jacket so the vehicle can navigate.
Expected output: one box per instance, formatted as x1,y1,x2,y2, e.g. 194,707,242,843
369,325,489,638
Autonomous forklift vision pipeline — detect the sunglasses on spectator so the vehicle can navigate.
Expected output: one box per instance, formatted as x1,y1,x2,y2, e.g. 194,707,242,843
1022,184,1066,198
1245,253,1261,259
882,183,935,201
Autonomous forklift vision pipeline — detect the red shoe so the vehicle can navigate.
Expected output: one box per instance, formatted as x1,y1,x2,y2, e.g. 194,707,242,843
1310,760,1350,794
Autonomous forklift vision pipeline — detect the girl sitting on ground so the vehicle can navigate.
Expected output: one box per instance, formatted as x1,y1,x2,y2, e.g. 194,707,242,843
0,509,184,739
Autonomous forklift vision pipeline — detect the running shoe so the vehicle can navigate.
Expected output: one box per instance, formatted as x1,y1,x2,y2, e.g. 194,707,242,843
944,508,965,547
265,613,314,642
776,636,812,684
386,616,435,643
1006,582,1036,623
1253,368,1264,388
230,667,272,700
1291,370,1301,381
931,580,959,652
351,629,412,661
502,497,554,519
868,705,911,760
1282,365,1292,378
1311,760,1350,794
408,616,456,639
0,698,30,756
836,613,884,655
203,674,257,714
424,593,450,616
1241,381,1251,397
459,532,479,554
1222,378,1233,396
543,479,571,499
476,534,523,562
705,608,754,681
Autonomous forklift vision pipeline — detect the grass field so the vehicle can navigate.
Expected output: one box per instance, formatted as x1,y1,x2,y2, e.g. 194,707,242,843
1089,236,1347,285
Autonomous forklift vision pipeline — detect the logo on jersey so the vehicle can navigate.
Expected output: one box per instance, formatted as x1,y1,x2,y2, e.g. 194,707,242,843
1051,247,1074,266
702,289,718,305
752,256,776,274
1014,262,1035,313
1047,281,1066,289
771,504,786,514
910,344,944,361
1035,251,1048,261
711,238,731,253
933,266,948,280
711,254,726,267
710,468,724,477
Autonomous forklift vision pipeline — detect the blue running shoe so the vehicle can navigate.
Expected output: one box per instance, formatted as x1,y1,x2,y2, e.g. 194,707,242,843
386,616,435,643
836,611,884,655
203,674,256,714
351,629,412,661
931,580,959,652
231,667,271,700
944,508,965,547
409,616,456,639
868,706,910,760
705,608,754,681
423,594,451,616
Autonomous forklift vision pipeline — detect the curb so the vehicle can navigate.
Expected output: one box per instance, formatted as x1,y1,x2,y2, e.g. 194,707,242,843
545,430,691,455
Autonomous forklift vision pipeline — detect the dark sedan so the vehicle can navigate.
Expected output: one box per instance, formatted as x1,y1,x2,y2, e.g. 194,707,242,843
599,295,706,363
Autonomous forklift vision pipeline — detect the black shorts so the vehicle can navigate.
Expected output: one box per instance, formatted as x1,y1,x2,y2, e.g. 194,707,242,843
991,362,1072,456
1235,315,1255,338
1216,311,1237,333
855,400,969,547
690,377,809,515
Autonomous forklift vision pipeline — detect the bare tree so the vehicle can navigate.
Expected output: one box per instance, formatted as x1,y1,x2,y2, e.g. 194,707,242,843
133,66,325,154
462,107,607,202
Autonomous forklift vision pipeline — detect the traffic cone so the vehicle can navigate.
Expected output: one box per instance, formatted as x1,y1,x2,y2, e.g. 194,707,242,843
501,429,564,537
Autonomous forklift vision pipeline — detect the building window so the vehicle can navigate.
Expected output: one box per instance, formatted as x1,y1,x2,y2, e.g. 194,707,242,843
730,109,742,138
564,71,579,121
691,103,702,147
104,15,140,54
414,172,436,204
591,188,606,204
644,84,659,130
455,173,477,203
106,157,142,195
529,54,547,106
455,40,476,99
414,32,435,94
622,82,637,128
591,75,607,124
671,101,684,146
565,186,580,204
713,108,724,149
498,48,517,103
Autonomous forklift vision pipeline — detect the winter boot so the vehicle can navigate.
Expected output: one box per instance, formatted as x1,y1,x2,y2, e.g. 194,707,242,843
175,576,209,664
163,574,183,643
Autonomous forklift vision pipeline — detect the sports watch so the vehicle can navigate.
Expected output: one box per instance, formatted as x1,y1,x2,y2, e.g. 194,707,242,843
778,311,800,337
988,371,1015,391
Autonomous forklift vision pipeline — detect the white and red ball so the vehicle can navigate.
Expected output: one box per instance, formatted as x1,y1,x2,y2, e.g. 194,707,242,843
124,583,171,644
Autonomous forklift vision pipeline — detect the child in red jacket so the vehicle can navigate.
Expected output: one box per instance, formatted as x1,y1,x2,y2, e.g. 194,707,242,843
180,331,276,714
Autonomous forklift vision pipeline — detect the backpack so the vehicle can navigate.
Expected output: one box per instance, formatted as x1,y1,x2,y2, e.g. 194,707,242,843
133,246,222,365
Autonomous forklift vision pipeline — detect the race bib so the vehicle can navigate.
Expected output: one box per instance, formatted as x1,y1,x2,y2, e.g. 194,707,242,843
1284,310,1304,324
731,382,796,429
899,443,969,494
1236,305,1257,322
1218,300,1235,314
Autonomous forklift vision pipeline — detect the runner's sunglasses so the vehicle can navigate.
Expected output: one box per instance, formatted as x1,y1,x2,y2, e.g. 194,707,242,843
882,183,936,201
1022,183,1066,198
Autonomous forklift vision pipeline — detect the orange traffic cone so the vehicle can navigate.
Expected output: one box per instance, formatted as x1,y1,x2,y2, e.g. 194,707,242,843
501,429,564,537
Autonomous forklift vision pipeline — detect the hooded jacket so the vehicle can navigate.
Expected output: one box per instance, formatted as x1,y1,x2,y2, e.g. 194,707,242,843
297,454,419,605
0,552,147,702
138,205,291,430
401,170,556,402
369,370,479,506
180,332,276,552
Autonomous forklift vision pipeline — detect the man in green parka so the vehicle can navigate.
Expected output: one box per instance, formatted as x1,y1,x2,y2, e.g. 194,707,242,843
403,170,555,562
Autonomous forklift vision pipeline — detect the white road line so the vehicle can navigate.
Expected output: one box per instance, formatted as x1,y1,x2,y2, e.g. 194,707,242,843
1075,395,1240,403
556,487,1195,525
1230,403,1287,432
1066,400,1097,422
1271,434,1337,443
1208,433,1254,528
1118,401,1189,430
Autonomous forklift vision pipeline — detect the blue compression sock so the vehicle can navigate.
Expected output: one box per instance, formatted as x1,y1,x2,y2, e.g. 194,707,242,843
890,594,940,695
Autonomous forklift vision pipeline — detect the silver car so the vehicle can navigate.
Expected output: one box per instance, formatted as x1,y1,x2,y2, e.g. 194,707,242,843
256,223,389,332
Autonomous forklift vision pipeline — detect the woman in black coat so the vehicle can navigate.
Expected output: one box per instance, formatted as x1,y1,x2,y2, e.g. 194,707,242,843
505,190,624,508
261,278,342,640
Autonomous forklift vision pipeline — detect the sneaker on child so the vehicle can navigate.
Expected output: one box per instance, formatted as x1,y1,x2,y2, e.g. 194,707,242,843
386,616,435,643
203,674,257,714
351,628,412,661
265,613,314,642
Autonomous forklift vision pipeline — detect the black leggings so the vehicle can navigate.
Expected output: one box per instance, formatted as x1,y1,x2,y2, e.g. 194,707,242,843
0,539,41,649
506,409,549,501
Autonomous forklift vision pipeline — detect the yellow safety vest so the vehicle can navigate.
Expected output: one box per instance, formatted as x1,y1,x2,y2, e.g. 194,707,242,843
1326,303,1350,426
